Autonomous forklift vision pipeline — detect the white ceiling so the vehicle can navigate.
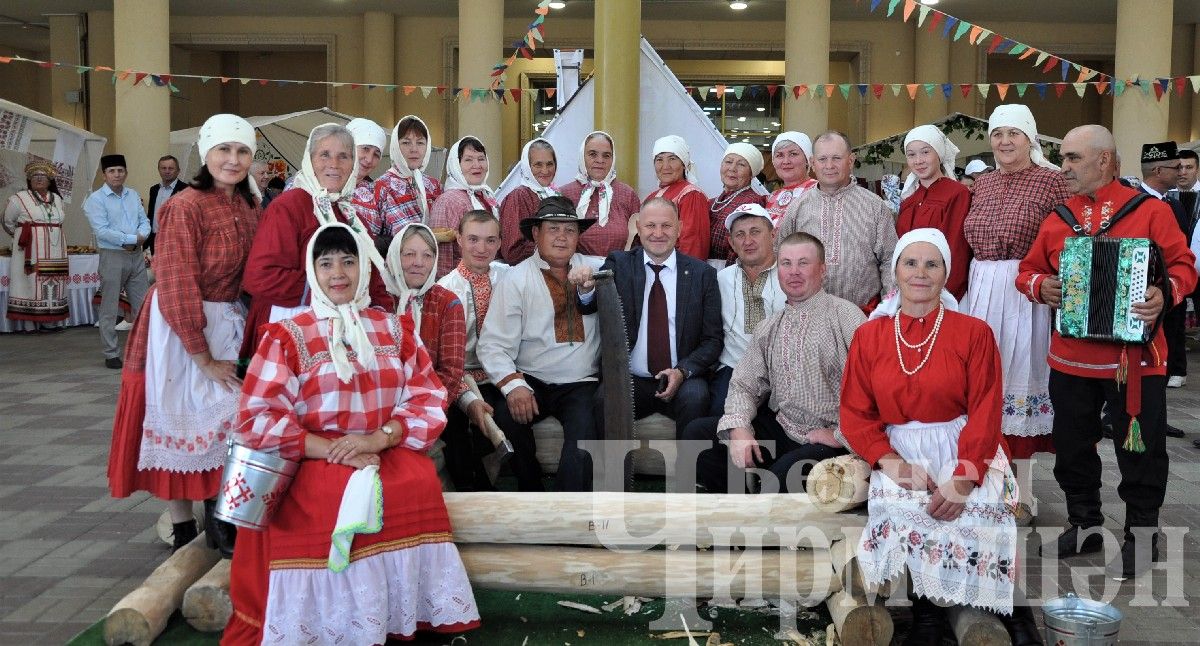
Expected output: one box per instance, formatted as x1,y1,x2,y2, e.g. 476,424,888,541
1,0,1198,53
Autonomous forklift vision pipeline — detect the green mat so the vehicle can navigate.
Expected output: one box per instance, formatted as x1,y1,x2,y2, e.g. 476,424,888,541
68,590,832,645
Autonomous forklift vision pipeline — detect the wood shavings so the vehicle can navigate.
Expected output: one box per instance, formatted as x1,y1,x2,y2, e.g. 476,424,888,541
576,630,585,637
556,600,602,614
650,631,712,640
601,598,625,612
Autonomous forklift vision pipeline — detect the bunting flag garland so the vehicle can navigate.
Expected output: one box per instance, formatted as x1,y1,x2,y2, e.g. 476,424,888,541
488,0,551,90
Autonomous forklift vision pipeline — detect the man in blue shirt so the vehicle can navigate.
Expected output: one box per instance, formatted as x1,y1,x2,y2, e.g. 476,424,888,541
83,154,150,369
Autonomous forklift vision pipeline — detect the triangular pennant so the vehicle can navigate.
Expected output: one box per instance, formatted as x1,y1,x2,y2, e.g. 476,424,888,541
1153,81,1165,100
954,20,971,41
1016,83,1029,97
116,70,131,81
824,84,836,98
510,88,522,102
941,83,952,98
349,83,360,90
1094,81,1109,96
856,84,868,97
1072,83,1087,97
976,84,990,99
95,65,112,72
1054,84,1068,98
699,85,712,98
219,76,230,83
838,84,851,99
1060,59,1070,81
968,25,983,45
1010,44,1029,56
1176,76,1187,97
996,83,1009,100
747,85,761,99
1139,79,1153,96
535,4,548,15
532,13,545,26
766,84,779,98
133,72,148,85
715,84,726,96
436,85,447,95
75,65,90,74
988,35,1004,54
260,79,271,86
978,29,993,43
891,84,903,97
385,85,397,93
872,83,884,99
239,78,251,85
0,56,13,64
906,83,918,99
795,85,807,99
733,85,746,99
451,86,462,96
870,0,883,11
960,83,972,98
1034,51,1050,66
1191,76,1200,94
1113,80,1125,96
365,84,378,90
1035,83,1048,99
1043,56,1059,73
420,86,434,98
927,11,943,32
1071,62,1081,72
922,82,936,97
545,88,556,99
917,4,931,27
902,0,917,22
494,89,506,103
403,85,415,96
198,76,212,83
168,83,180,94
887,0,902,17
943,16,958,38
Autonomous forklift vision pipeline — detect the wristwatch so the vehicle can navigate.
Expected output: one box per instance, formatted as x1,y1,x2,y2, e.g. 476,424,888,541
380,425,395,446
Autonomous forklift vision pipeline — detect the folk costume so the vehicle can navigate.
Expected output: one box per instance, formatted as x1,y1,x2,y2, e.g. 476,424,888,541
765,132,818,225
430,137,500,279
500,138,560,264
645,135,711,259
372,115,443,236
558,131,642,257
708,142,767,264
3,161,68,327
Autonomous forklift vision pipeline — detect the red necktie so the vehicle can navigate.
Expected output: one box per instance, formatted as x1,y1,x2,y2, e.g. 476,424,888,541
647,264,671,375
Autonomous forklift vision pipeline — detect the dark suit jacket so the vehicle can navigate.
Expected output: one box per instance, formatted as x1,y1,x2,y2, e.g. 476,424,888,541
580,248,723,378
146,180,188,252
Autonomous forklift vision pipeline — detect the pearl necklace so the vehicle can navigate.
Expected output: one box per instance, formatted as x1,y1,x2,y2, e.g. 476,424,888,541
894,304,944,376
710,185,753,213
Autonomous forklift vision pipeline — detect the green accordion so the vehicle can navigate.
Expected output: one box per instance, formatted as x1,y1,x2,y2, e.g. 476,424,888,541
1056,236,1161,344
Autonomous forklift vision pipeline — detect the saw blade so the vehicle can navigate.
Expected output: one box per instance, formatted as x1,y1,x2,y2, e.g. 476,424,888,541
593,270,636,491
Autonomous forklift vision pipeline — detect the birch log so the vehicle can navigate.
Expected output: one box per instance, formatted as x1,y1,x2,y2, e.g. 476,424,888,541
825,589,894,646
181,559,233,632
807,455,871,514
947,605,1012,646
104,535,219,646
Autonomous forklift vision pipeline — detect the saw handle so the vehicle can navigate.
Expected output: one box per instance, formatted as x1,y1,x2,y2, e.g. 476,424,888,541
462,374,509,448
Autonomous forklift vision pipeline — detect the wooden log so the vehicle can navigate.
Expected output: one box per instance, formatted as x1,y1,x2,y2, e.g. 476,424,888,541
829,530,889,599
807,455,871,514
182,559,233,633
457,543,840,604
104,535,220,646
946,605,1012,646
445,491,855,548
825,589,893,646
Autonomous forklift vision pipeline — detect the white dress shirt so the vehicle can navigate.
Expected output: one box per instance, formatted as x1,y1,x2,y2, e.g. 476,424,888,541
716,261,787,370
629,250,679,378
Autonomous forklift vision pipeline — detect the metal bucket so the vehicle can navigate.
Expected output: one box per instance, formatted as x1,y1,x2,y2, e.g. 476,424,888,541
213,443,299,530
1043,592,1122,646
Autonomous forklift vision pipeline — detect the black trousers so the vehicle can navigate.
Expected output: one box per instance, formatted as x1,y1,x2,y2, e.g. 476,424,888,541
490,376,599,492
1164,302,1187,377
1048,369,1168,529
592,374,710,441
440,387,500,492
682,404,848,494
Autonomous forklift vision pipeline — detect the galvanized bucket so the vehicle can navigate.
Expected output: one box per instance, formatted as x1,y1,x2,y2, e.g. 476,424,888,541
1043,592,1122,646
213,443,299,531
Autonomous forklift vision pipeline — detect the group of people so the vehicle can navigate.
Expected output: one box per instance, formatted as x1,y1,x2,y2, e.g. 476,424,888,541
86,101,1197,646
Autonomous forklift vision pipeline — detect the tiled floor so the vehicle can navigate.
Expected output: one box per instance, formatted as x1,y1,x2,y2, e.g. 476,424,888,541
0,327,1198,645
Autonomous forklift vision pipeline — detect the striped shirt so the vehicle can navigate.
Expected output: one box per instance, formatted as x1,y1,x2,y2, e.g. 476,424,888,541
775,182,897,307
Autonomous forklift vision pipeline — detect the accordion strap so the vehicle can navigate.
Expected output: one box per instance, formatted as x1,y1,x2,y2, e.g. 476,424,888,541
1053,192,1151,237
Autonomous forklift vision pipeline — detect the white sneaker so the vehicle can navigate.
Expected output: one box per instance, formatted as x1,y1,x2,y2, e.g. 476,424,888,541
1168,375,1186,388
114,320,133,331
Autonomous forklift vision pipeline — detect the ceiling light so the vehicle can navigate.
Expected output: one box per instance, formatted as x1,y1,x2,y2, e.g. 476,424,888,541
737,116,746,122
755,107,765,112
548,1,567,9
729,1,748,9
919,0,938,4
771,122,780,127
541,106,554,111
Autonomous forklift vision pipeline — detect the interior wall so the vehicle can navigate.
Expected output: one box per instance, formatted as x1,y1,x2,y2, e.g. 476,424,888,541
0,47,49,114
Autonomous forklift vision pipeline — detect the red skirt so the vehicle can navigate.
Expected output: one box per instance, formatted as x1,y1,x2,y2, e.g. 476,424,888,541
1003,433,1055,461
107,371,221,500
223,440,479,645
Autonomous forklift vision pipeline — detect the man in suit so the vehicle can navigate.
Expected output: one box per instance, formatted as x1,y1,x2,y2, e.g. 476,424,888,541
1137,142,1191,440
146,155,187,254
572,196,723,447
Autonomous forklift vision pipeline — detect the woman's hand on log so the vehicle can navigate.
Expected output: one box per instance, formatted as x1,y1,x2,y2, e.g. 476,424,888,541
926,475,976,521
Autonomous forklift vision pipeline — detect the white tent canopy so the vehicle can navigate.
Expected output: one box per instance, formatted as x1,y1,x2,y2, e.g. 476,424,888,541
497,37,765,201
170,107,448,186
852,112,1062,182
0,98,107,244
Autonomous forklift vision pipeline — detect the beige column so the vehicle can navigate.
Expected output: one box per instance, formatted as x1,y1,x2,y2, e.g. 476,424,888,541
1168,24,1193,143
86,11,116,146
947,41,980,118
1114,0,1173,178
595,0,641,185
913,24,951,126
457,0,503,157
784,0,829,137
363,11,396,127
48,15,86,129
113,0,170,196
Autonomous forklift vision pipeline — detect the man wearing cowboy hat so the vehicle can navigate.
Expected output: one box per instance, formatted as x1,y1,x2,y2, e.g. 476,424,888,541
83,153,150,369
477,195,604,492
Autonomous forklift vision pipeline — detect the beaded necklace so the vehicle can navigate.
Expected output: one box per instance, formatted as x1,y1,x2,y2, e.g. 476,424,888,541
894,303,945,376
709,185,753,213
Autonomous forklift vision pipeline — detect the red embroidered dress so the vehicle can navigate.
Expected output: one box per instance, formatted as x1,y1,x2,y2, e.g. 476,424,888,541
108,188,260,500
646,179,710,259
897,177,973,299
223,309,480,645
559,179,642,258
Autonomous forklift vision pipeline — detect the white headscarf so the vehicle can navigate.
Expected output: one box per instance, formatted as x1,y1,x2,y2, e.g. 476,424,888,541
869,227,959,321
444,136,499,218
197,113,261,200
652,135,696,183
305,222,377,383
772,131,813,161
575,131,617,226
386,115,434,222
346,118,387,155
292,123,401,297
517,138,560,199
900,125,961,200
385,222,439,331
723,142,765,178
988,104,1059,171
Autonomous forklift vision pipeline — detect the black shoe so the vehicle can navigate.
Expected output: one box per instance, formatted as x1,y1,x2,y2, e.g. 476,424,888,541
999,604,1045,646
1040,525,1103,558
104,357,123,369
902,595,946,646
1107,532,1159,579
171,519,199,552
1165,424,1185,438
204,498,237,559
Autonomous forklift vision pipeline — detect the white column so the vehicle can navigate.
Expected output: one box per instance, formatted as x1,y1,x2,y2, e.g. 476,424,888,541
1113,0,1173,177
784,0,830,136
113,0,171,194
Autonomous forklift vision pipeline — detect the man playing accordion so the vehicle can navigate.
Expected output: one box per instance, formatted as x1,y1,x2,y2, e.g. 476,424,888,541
1017,125,1198,579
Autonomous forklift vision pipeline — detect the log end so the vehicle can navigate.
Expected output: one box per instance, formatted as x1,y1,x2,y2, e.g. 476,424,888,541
838,604,894,646
182,587,233,633
948,605,1011,646
103,607,151,646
